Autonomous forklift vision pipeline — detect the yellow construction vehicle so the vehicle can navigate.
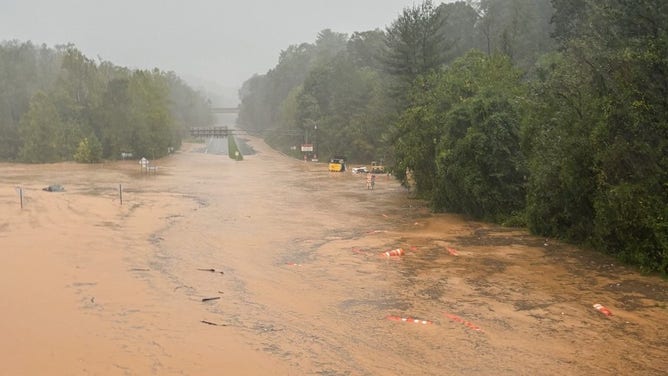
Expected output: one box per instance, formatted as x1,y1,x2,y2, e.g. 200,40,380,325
328,156,346,172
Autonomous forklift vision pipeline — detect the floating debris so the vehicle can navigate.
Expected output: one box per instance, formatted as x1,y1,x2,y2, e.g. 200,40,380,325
197,268,224,274
201,320,226,326
443,312,483,332
202,296,221,302
42,184,65,192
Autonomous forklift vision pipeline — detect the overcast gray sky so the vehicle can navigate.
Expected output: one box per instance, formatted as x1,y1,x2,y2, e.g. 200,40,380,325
1,0,454,103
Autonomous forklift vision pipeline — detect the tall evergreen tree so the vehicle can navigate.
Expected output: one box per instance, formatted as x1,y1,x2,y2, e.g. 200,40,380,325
383,0,448,101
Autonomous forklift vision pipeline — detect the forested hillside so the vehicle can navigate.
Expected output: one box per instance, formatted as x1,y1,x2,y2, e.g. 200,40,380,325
0,42,213,163
237,0,667,273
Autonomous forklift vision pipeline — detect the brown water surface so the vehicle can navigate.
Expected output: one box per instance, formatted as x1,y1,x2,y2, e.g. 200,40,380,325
1,138,666,375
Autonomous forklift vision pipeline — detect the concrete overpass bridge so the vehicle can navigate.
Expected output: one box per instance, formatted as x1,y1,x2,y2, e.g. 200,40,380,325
210,107,240,114
189,126,248,138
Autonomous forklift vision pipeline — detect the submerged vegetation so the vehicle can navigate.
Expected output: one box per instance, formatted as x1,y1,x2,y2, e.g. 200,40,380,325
236,0,667,273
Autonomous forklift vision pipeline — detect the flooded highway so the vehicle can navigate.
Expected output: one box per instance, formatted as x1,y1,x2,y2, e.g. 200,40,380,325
1,134,667,375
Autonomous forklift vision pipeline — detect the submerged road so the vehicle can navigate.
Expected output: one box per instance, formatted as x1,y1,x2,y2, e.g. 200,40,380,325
138,137,668,375
0,134,666,375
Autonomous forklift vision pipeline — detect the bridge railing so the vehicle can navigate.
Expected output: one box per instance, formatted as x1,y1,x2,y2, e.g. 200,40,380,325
190,127,230,138
210,107,240,114
189,127,249,138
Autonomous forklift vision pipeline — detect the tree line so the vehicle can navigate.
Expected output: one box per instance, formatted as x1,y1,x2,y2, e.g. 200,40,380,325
237,0,667,273
0,41,213,163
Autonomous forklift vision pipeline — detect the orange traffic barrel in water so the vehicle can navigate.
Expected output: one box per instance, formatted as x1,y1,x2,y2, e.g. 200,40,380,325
387,315,433,325
383,248,405,257
593,303,613,317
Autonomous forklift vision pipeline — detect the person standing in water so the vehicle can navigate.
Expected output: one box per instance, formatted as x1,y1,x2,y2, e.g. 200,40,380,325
366,173,376,190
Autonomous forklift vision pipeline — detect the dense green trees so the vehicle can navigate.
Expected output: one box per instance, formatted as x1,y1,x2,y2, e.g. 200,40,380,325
237,0,667,272
5,1,662,271
384,0,448,101
237,28,395,162
523,52,599,242
237,42,318,135
473,0,555,69
525,0,668,271
0,41,212,163
392,52,527,223
0,42,61,160
18,91,66,162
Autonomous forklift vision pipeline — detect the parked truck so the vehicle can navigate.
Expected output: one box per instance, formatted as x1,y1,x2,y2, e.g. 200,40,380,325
370,161,385,174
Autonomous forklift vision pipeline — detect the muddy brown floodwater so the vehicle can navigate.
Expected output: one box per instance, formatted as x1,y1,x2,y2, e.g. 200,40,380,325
1,137,667,376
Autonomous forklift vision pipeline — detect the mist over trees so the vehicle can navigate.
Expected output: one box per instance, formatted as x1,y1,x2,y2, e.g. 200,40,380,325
0,1,664,272
0,41,213,163
237,0,667,273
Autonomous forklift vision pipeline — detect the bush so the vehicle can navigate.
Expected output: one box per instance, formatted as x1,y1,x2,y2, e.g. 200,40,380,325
74,136,103,163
